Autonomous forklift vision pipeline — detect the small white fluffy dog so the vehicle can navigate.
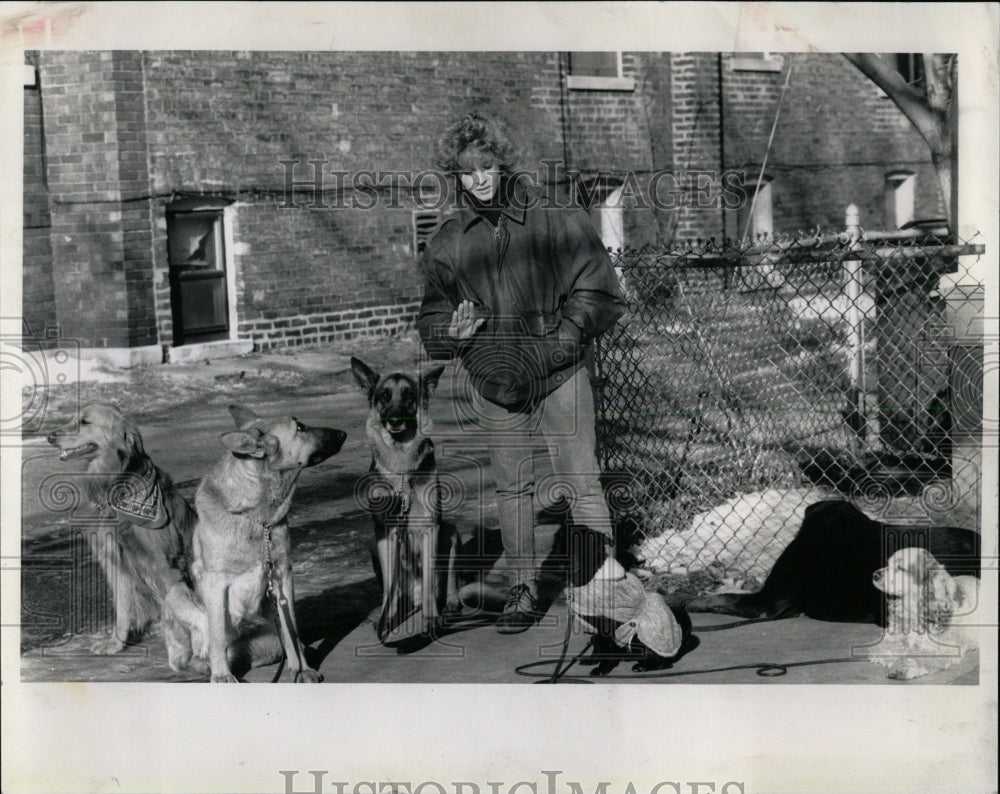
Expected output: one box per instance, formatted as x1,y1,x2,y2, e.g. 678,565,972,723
869,547,980,680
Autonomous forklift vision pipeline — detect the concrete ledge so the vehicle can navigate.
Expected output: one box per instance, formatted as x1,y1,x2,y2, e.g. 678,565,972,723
164,339,254,364
63,345,163,369
565,74,635,91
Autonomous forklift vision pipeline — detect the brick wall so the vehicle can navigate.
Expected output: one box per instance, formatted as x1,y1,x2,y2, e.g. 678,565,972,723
22,53,56,337
719,53,942,235
558,52,674,245
242,300,422,350
670,53,725,242
36,51,158,349
25,51,949,353
139,51,576,349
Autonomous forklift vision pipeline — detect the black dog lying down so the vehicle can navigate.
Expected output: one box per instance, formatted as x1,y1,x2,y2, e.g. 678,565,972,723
686,500,980,625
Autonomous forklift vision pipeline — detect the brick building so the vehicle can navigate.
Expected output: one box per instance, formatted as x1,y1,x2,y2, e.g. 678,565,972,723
22,51,942,360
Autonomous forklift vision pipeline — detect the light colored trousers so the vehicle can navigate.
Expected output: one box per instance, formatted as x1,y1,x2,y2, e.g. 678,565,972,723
466,364,614,584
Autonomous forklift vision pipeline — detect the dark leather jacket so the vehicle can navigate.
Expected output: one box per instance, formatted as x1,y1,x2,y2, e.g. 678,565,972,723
417,180,625,408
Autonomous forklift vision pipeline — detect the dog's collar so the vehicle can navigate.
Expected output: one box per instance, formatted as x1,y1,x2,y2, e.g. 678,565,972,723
374,460,413,514
101,457,169,528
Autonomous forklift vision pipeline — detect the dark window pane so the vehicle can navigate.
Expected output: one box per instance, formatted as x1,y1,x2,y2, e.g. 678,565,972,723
179,276,227,334
168,213,221,268
570,52,619,78
893,53,924,86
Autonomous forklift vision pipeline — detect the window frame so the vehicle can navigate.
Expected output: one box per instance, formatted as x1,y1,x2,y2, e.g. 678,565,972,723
884,170,916,229
737,175,775,242
730,52,785,73
412,209,442,256
566,51,635,91
165,197,236,346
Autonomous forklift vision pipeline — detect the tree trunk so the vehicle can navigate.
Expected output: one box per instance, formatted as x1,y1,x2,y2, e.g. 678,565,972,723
843,53,954,223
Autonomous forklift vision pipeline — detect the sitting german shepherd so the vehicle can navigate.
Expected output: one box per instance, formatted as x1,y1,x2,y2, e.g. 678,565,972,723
351,357,460,644
186,405,346,682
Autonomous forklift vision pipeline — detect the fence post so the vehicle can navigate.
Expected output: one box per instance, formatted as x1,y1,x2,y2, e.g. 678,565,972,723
843,203,866,451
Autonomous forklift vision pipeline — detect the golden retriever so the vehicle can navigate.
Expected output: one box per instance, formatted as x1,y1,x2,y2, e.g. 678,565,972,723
46,403,202,664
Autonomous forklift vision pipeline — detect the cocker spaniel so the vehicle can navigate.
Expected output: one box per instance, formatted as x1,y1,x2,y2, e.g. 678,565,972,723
868,547,980,680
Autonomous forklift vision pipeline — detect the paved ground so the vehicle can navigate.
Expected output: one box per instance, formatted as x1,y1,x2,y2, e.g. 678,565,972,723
17,334,980,685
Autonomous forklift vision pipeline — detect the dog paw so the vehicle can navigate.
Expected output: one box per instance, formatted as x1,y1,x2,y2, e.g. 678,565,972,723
589,660,618,676
210,672,239,683
187,657,212,675
631,657,673,673
443,598,463,616
89,635,127,655
169,655,211,676
887,659,921,680
293,668,324,684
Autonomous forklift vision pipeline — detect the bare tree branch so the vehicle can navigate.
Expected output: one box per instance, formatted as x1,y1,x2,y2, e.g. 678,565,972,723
922,53,955,114
843,53,947,149
844,52,955,223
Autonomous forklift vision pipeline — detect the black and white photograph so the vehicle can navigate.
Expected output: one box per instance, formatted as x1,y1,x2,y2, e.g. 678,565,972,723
1,2,997,793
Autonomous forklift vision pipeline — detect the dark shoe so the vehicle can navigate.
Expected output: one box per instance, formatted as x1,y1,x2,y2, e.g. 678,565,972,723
495,583,538,634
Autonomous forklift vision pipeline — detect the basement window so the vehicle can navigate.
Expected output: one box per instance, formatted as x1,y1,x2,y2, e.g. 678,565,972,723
730,52,785,72
413,210,441,256
884,171,916,229
566,52,635,91
738,175,774,242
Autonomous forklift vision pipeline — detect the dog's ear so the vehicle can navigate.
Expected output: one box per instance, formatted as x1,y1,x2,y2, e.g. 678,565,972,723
925,558,958,630
229,405,260,429
350,357,380,394
220,429,268,458
417,366,445,435
260,433,281,458
118,411,146,459
420,365,446,400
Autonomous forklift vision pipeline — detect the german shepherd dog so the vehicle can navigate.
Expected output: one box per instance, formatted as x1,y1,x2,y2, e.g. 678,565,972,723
351,357,460,643
188,405,346,682
46,403,202,660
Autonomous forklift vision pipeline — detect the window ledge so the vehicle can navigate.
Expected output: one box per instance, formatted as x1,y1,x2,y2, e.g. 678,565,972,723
566,75,635,91
730,55,784,73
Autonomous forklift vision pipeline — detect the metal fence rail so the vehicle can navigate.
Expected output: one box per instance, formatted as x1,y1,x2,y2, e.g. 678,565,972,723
594,210,985,593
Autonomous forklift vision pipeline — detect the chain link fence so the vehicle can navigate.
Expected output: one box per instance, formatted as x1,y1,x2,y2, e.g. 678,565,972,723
594,215,985,596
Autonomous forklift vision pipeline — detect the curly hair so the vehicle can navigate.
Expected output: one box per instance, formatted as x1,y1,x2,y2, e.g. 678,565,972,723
434,110,520,175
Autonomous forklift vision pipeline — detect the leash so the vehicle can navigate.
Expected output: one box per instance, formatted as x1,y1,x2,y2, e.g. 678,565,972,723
262,521,288,683
262,519,314,683
516,608,864,683
515,654,865,682
517,611,865,682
